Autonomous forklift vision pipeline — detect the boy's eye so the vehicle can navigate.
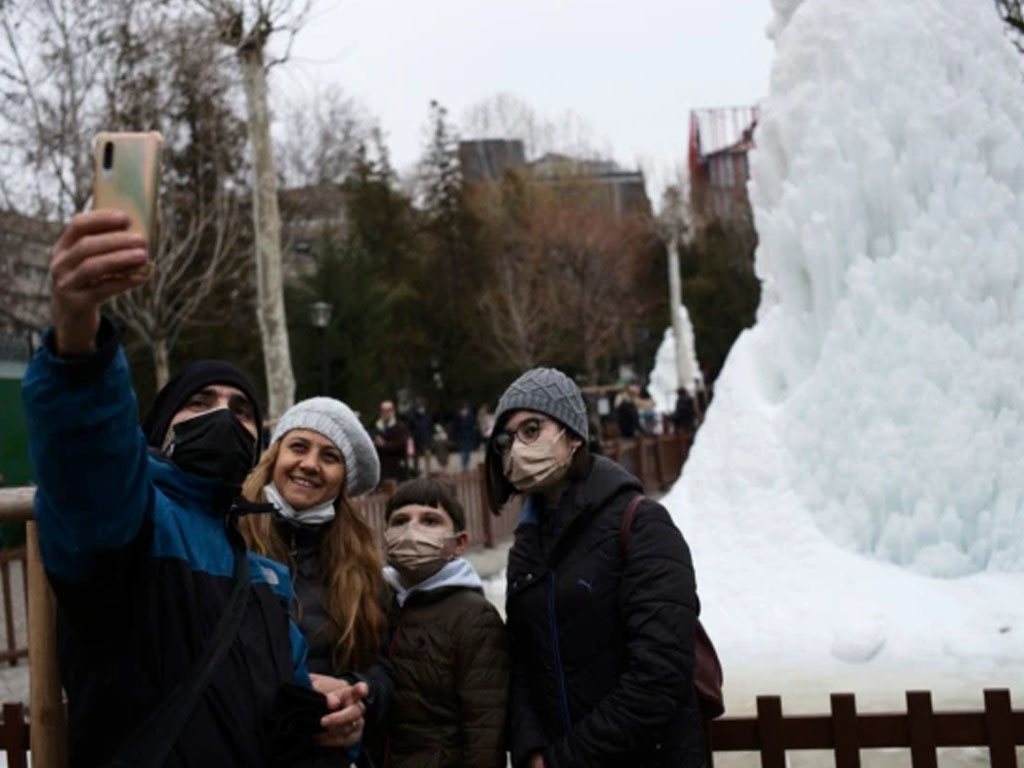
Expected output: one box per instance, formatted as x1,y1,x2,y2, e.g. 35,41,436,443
522,422,540,439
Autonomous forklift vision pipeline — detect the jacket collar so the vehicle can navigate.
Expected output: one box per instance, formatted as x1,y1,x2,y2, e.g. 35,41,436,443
147,452,241,516
383,558,483,607
528,455,644,562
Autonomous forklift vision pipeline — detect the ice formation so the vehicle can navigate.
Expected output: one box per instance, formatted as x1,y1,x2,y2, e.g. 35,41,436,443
665,0,1024,669
648,305,701,414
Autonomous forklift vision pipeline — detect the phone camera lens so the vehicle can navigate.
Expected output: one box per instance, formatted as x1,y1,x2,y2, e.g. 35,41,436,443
102,142,114,171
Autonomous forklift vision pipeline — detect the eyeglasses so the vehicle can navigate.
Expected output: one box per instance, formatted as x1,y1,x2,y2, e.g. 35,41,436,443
492,417,550,454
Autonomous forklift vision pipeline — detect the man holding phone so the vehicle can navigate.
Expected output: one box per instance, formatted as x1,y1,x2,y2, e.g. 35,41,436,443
23,210,365,764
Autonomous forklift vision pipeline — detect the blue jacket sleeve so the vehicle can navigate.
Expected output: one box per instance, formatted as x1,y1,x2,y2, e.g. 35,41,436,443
21,319,153,583
289,618,311,687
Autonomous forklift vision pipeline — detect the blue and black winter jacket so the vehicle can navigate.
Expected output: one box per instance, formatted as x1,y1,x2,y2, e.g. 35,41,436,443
22,321,310,767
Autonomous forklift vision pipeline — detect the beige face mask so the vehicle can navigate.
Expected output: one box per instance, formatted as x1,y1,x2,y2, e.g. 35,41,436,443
384,523,455,581
502,428,574,493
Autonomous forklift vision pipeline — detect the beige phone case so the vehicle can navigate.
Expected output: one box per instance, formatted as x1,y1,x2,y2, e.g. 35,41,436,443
92,131,163,277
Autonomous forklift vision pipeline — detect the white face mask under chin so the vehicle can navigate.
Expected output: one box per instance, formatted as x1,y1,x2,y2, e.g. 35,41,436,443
264,482,337,526
502,428,574,492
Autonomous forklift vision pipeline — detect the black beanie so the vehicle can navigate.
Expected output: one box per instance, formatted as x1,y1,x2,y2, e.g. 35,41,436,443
142,360,264,449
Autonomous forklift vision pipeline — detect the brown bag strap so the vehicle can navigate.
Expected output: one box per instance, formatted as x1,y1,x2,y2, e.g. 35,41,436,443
619,494,644,556
618,493,725,719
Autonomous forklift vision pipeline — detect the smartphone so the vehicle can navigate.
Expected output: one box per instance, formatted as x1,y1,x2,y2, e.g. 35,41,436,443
92,131,163,278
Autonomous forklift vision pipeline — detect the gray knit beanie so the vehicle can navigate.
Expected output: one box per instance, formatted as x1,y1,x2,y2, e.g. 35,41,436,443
271,397,380,497
494,367,589,441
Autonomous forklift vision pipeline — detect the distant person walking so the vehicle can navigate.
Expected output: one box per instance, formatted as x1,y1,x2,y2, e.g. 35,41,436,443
673,387,696,434
450,402,479,471
373,400,411,484
408,400,434,475
614,383,641,438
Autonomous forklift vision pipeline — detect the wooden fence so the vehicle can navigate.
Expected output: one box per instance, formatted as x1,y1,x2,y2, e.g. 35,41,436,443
0,688,1020,767
706,689,1024,768
603,430,694,492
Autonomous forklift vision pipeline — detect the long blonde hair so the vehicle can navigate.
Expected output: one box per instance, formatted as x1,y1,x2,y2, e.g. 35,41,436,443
240,440,386,672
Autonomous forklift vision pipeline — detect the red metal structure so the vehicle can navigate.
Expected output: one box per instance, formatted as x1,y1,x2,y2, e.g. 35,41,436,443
689,106,760,228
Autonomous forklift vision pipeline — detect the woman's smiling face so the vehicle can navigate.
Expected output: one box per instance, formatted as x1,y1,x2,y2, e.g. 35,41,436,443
272,429,345,510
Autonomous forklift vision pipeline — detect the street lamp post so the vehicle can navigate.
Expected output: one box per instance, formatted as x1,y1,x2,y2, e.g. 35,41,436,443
309,301,333,394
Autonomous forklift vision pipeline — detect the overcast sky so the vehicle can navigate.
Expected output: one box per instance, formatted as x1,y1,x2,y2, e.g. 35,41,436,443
275,0,775,201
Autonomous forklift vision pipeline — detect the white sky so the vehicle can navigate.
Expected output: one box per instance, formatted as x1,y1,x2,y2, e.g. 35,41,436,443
274,0,775,202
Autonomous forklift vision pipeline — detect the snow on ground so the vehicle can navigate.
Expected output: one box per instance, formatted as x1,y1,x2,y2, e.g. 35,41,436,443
664,0,1024,712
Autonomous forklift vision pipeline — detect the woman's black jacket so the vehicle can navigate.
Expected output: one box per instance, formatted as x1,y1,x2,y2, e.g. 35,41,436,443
505,455,705,768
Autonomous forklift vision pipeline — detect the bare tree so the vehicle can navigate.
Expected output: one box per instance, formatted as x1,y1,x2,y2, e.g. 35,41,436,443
461,92,600,162
537,195,649,380
996,0,1024,52
189,0,311,418
0,3,255,384
472,181,561,369
109,196,244,387
0,0,124,218
278,86,370,189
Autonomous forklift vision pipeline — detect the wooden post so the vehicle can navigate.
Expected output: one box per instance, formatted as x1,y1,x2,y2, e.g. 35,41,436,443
983,688,1016,768
26,522,68,767
906,690,937,768
478,464,494,549
0,702,29,768
756,695,786,768
1,555,16,665
830,693,861,768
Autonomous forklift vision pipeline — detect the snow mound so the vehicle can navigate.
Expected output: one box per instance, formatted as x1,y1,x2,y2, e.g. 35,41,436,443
666,0,1024,668
648,305,701,413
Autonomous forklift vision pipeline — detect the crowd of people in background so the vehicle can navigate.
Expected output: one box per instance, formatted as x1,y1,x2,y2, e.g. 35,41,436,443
19,210,711,767
369,378,711,489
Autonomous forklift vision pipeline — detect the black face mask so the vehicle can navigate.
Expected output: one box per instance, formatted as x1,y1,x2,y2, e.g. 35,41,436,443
164,408,256,487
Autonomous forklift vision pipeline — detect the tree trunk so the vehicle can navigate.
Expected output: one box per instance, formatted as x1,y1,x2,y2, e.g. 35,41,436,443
153,336,171,390
667,233,694,395
238,43,295,420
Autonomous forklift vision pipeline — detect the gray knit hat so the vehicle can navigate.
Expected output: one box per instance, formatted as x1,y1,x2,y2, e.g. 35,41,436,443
494,367,588,441
271,397,380,497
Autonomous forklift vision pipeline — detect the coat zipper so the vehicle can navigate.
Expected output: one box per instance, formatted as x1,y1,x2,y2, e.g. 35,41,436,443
547,571,572,732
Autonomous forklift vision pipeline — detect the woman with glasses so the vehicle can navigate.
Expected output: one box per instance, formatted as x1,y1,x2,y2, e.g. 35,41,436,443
485,367,706,768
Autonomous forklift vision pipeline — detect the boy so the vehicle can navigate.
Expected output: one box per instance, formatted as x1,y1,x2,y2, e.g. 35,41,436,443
381,478,509,768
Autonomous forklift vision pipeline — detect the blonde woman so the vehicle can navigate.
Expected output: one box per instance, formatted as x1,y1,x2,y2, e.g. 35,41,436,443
241,397,391,755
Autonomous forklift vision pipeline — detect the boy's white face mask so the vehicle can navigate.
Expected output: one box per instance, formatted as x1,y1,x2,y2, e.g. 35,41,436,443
502,428,574,492
384,523,455,581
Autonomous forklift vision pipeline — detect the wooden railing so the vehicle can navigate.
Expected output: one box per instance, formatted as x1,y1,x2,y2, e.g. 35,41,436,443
0,689,1019,766
706,689,1024,768
602,431,694,492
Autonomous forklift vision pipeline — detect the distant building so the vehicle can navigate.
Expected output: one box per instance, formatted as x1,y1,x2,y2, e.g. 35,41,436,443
688,106,759,232
0,209,56,358
458,139,527,182
459,139,652,218
277,183,350,280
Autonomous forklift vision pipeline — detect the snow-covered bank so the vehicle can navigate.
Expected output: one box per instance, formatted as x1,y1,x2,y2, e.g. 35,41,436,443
665,0,1024,683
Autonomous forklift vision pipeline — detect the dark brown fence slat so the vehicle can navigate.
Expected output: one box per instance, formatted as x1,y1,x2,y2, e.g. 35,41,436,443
906,691,938,768
0,702,28,768
984,689,1018,768
708,717,760,751
831,693,861,768
756,696,786,768
1,557,15,666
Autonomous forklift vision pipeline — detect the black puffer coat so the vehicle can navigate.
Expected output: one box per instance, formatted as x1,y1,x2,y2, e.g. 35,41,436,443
505,455,705,768
275,519,394,751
